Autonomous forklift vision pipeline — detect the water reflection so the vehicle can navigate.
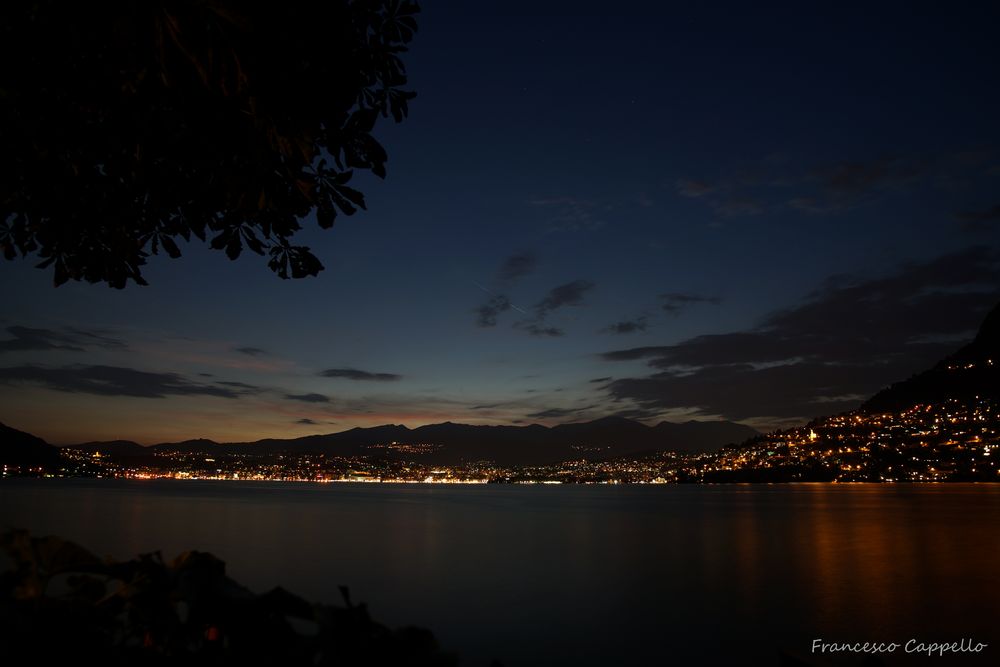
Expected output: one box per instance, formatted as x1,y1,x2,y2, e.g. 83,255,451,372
1,481,998,666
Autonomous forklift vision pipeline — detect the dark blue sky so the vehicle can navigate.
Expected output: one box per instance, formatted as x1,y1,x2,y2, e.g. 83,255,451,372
2,1,999,443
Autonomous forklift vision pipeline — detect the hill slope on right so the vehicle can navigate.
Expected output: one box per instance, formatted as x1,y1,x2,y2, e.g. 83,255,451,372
691,301,1000,483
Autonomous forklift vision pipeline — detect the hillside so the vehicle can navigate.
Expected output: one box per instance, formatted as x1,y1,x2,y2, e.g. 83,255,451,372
701,300,1000,482
0,422,61,470
863,301,1000,413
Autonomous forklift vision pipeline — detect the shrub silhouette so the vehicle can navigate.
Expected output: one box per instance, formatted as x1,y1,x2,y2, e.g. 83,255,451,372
0,530,456,666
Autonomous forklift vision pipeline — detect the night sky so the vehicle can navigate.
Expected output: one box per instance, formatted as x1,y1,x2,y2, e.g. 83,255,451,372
2,2,999,444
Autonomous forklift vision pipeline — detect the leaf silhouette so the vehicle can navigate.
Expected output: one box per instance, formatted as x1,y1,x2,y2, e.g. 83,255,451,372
0,1,420,287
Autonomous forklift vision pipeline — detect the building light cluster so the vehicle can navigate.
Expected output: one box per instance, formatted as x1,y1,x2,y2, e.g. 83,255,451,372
17,395,1000,485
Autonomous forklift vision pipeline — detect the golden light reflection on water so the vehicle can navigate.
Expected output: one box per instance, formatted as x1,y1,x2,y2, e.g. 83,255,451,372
732,500,761,606
772,485,1000,649
2,481,998,666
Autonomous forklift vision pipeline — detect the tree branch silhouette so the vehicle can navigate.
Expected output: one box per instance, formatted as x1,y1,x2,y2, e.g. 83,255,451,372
0,1,419,287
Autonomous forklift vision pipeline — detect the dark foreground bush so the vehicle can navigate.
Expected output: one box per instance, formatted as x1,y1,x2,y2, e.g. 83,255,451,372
0,530,456,666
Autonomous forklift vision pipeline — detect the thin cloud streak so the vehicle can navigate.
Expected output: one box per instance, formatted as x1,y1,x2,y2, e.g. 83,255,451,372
0,364,253,399
319,368,403,382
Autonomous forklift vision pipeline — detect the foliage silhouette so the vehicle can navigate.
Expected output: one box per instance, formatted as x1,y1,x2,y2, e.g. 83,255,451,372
0,1,419,288
0,530,456,666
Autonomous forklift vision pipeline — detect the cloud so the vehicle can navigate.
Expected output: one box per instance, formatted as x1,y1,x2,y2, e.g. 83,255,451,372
516,322,565,337
674,175,769,217
715,198,764,217
675,179,715,198
535,280,595,316
292,418,337,426
601,247,1000,427
780,156,926,214
66,328,128,350
284,392,331,403
472,273,598,336
217,380,262,391
601,346,669,362
0,327,82,353
508,280,595,337
589,376,613,383
677,153,948,220
476,294,511,328
525,281,595,335
674,170,776,216
234,346,267,356
787,197,838,214
525,405,596,420
529,197,604,232
604,317,648,334
815,157,923,196
319,368,402,382
498,252,537,282
0,326,127,353
473,253,536,328
0,364,251,398
659,293,721,314
956,204,1000,232
606,406,674,421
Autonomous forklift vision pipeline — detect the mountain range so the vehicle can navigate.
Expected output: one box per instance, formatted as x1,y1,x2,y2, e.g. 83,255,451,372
57,417,759,466
3,301,998,469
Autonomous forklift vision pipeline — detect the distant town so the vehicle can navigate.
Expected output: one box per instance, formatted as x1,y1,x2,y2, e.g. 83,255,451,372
3,394,989,484
4,311,999,484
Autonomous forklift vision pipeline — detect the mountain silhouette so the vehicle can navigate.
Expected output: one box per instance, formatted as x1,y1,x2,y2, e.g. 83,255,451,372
28,302,1000,471
63,417,759,465
67,440,147,457
39,302,1000,467
0,422,61,469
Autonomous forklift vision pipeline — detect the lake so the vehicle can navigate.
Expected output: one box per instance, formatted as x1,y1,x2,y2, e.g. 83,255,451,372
1,480,998,666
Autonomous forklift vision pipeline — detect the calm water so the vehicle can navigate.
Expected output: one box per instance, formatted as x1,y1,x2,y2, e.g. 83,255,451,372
1,480,998,666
